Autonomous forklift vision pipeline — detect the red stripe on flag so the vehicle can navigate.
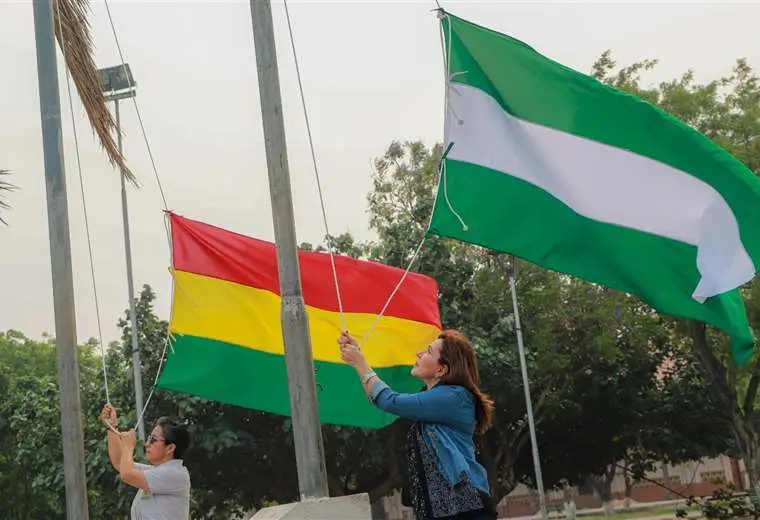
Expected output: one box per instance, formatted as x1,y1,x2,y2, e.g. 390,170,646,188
169,213,441,327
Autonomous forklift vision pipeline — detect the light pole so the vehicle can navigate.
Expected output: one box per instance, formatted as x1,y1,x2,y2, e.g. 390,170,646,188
98,64,145,441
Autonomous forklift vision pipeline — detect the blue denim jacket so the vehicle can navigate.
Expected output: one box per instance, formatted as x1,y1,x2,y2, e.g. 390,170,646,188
369,380,490,494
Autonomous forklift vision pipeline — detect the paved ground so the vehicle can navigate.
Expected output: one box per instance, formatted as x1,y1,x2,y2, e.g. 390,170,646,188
504,499,700,519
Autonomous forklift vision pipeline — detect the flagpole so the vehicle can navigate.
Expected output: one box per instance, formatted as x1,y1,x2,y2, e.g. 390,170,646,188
248,0,329,500
32,0,90,517
506,257,548,520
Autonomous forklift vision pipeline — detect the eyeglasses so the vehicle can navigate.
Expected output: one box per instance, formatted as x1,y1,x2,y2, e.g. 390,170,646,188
146,434,166,445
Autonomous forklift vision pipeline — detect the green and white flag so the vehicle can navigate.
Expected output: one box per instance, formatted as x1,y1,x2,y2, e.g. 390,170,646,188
429,12,760,363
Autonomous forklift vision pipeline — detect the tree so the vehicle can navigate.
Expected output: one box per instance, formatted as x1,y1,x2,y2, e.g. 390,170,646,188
530,287,732,509
641,347,735,466
0,330,132,519
592,52,760,495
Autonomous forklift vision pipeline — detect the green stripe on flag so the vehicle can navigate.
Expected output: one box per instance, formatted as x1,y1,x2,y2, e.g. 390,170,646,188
157,334,419,429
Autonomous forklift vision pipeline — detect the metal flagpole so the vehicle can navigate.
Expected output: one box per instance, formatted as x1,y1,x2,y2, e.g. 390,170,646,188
506,257,549,520
32,0,90,517
248,0,329,499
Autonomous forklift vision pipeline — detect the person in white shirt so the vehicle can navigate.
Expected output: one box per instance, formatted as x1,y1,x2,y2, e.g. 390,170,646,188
101,404,191,520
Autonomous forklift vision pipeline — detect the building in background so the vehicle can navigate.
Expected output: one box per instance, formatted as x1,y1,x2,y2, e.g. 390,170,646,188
381,455,745,519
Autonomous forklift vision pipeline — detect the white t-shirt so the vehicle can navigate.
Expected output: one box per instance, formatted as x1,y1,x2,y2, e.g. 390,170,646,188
130,460,190,520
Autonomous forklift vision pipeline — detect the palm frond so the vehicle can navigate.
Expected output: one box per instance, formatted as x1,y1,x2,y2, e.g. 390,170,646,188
0,170,18,225
53,0,136,184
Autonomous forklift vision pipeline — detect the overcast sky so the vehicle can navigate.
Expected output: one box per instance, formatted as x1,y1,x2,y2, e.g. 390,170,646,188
1,0,758,346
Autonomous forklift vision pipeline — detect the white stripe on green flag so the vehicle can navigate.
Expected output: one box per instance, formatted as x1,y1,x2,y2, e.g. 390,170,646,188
428,12,760,363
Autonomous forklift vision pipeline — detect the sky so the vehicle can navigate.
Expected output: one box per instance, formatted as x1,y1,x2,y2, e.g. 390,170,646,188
1,0,758,347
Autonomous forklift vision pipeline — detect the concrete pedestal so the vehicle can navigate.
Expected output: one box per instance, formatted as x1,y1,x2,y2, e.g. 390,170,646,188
249,493,371,519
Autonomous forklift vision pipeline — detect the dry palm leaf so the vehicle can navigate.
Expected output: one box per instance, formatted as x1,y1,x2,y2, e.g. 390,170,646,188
0,170,17,225
53,0,136,184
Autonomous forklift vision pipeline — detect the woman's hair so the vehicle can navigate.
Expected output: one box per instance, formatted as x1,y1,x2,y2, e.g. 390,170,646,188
437,329,494,436
156,417,191,459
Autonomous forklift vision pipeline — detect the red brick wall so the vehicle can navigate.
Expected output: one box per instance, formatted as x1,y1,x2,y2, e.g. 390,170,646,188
499,482,722,517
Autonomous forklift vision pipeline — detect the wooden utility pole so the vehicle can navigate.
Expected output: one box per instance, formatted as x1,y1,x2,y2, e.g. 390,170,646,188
32,0,90,517
248,0,329,499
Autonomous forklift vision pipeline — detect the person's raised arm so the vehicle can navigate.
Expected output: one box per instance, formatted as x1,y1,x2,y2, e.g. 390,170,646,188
118,430,149,492
107,430,122,471
338,332,463,423
100,403,122,471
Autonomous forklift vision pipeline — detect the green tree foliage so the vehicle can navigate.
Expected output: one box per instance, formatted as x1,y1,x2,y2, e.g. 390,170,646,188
0,331,131,518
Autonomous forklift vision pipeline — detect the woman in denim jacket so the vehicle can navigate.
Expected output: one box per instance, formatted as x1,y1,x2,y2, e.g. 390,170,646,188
339,329,496,520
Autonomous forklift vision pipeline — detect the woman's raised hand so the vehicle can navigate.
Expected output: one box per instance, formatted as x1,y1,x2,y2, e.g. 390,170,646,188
100,403,118,428
338,330,367,370
338,330,359,349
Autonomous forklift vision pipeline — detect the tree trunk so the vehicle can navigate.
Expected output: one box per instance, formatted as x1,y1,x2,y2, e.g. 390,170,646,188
370,498,389,520
481,430,519,504
623,460,633,509
689,322,760,500
587,466,616,517
662,462,673,500
528,487,538,515
724,380,760,500
368,474,402,505
562,482,577,520
741,434,760,499
601,476,614,517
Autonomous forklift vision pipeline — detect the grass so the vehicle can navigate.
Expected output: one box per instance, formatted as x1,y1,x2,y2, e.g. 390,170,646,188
607,508,681,519
579,505,699,519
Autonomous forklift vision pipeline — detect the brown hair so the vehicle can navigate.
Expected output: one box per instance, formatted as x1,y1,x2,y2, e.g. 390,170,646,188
437,329,494,435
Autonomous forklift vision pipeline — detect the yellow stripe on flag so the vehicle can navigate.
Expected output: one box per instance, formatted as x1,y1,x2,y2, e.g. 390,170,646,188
171,270,439,368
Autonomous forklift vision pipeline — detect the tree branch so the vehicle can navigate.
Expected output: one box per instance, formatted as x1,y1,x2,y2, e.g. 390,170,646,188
689,321,737,413
509,420,532,459
743,357,760,416
368,473,403,504
328,472,345,496
367,421,405,503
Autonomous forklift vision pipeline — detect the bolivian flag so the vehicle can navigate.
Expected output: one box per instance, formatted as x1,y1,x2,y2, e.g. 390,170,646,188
156,213,441,428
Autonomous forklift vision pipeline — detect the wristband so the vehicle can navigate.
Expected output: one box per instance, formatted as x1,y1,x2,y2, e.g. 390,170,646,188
361,371,377,384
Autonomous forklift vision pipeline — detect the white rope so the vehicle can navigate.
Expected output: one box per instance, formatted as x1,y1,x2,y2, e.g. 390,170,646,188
437,10,468,232
134,334,170,431
134,214,178,430
358,236,428,347
280,1,436,349
97,0,181,430
102,0,171,243
55,0,111,404
441,155,468,232
282,0,346,332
